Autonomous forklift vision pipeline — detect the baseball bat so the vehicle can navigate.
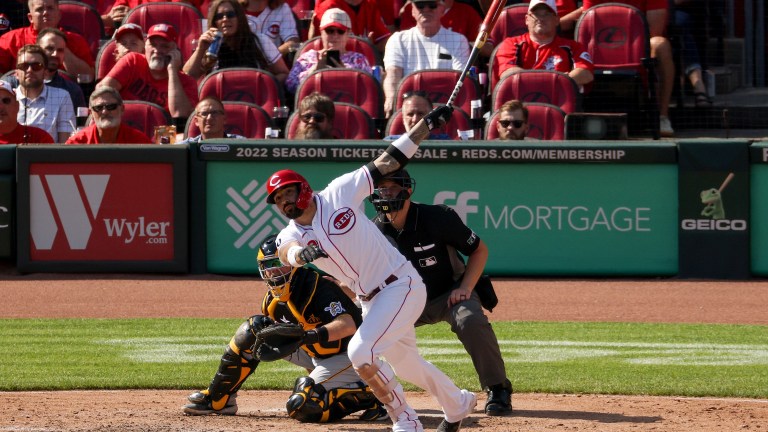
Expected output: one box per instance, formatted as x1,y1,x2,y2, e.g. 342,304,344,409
446,0,507,108
718,172,735,193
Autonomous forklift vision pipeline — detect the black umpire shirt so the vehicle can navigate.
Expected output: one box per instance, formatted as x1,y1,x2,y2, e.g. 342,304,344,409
375,202,481,301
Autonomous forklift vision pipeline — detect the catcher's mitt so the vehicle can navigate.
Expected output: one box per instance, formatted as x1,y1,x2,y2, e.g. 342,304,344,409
255,322,306,362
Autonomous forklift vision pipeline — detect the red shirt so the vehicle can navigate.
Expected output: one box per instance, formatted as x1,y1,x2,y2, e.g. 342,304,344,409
581,0,667,12
399,1,484,45
493,33,594,84
556,0,578,17
106,52,199,113
313,0,391,44
0,124,54,144
0,26,95,74
113,0,201,8
65,123,152,144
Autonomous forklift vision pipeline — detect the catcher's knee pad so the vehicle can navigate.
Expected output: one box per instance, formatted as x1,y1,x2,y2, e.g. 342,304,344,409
205,316,270,408
324,383,380,421
286,376,325,422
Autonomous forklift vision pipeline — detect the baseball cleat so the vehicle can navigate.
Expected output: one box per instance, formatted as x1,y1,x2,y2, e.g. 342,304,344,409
182,392,237,415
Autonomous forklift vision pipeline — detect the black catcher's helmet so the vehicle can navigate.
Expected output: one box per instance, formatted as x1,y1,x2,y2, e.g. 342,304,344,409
257,234,293,296
369,169,415,214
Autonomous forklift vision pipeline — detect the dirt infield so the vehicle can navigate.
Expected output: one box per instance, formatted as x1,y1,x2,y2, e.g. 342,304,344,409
2,272,768,431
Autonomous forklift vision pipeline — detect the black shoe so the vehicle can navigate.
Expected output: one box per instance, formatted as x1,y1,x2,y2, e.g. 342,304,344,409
484,380,512,416
436,418,462,432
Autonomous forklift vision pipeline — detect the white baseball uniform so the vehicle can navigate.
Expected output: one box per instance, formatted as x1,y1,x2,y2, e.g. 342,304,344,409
276,166,475,431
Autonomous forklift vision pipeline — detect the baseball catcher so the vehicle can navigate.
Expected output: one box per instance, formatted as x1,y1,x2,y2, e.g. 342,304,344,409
183,234,386,423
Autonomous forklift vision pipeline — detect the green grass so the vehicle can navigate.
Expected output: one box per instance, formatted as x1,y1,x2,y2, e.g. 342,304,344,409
1,319,766,398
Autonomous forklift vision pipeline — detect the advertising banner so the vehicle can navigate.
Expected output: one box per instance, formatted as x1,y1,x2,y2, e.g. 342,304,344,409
678,140,751,279
199,141,678,275
0,175,11,258
751,143,768,275
16,145,188,273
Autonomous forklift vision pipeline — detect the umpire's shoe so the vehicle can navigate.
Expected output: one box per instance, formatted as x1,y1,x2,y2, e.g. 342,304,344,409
183,391,238,415
484,379,512,416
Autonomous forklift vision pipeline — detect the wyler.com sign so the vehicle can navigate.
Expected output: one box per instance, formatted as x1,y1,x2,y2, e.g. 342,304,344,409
28,162,174,261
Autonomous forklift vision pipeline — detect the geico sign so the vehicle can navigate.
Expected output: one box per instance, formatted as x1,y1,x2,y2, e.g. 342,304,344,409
681,219,748,231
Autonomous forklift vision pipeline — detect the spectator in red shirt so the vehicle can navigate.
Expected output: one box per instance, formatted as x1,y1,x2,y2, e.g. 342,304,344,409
65,87,152,144
310,0,391,53
0,0,94,76
492,0,594,89
398,0,492,57
566,0,675,136
0,80,53,144
99,23,199,119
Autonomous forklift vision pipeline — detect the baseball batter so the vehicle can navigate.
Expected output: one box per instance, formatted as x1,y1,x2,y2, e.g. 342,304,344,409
265,105,477,432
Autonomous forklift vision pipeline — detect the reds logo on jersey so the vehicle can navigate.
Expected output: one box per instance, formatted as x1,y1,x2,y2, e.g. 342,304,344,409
329,207,356,235
268,24,280,36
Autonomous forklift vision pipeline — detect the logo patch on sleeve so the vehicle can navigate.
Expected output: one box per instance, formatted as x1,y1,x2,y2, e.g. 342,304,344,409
325,301,346,316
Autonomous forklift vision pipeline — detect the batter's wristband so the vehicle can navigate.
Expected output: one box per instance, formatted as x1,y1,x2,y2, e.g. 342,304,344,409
287,245,303,267
391,134,418,158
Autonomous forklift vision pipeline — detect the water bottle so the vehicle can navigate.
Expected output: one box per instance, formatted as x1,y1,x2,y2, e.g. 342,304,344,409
371,65,382,82
205,31,223,62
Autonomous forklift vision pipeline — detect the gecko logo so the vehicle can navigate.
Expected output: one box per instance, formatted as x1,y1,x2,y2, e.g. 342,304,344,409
681,173,746,231
225,179,288,249
30,174,109,250
433,191,479,224
329,207,355,234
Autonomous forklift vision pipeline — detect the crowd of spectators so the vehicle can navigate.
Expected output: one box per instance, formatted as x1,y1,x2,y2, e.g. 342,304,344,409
0,0,719,143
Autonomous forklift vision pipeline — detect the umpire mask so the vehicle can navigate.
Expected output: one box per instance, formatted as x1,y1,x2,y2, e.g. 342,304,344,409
369,169,415,216
257,234,293,297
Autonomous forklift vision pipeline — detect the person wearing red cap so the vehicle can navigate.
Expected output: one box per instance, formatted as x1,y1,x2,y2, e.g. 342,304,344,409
310,0,391,53
285,8,372,94
0,80,53,144
99,23,199,119
492,0,594,88
0,0,94,76
113,23,145,63
65,86,152,144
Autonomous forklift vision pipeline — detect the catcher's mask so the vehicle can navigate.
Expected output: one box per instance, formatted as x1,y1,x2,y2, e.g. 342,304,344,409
266,169,313,209
257,234,293,296
369,169,415,215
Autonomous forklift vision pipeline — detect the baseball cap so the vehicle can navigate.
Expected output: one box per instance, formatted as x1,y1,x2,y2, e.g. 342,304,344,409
114,23,145,42
147,23,178,44
319,8,351,31
0,80,14,97
528,0,558,14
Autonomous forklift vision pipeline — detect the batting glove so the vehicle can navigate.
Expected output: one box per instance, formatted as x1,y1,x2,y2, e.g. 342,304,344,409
424,105,453,131
299,244,327,263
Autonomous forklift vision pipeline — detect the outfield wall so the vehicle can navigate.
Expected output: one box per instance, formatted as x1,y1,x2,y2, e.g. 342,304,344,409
1,139,765,278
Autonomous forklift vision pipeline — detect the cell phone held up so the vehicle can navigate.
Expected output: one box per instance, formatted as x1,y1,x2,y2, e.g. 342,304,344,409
326,50,341,66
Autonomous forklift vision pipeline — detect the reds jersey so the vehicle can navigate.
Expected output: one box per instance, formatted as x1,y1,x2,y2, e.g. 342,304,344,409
276,166,412,298
493,33,594,84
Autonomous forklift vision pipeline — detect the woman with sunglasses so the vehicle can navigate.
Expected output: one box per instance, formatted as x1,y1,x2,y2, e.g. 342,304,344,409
285,8,372,94
183,0,289,83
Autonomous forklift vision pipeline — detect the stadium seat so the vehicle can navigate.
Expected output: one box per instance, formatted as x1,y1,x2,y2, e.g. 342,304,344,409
120,101,173,141
294,35,380,67
58,1,105,60
123,2,204,61
95,39,117,82
488,4,529,47
485,102,566,140
185,101,275,139
198,67,286,115
491,70,582,114
294,68,384,119
386,105,475,140
394,69,482,118
286,102,377,139
575,2,659,138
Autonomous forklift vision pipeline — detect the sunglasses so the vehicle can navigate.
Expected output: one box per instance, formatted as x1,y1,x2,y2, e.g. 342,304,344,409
499,119,526,128
91,103,120,113
415,1,439,10
214,10,237,20
323,28,346,35
300,112,327,123
0,96,14,105
17,62,44,72
197,110,225,118
402,90,429,100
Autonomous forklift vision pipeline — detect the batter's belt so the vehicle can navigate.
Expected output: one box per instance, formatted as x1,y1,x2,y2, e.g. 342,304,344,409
358,274,398,302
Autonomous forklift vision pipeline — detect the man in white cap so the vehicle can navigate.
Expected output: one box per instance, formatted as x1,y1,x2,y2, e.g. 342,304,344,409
382,0,470,117
99,23,198,118
492,0,594,88
0,80,53,144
